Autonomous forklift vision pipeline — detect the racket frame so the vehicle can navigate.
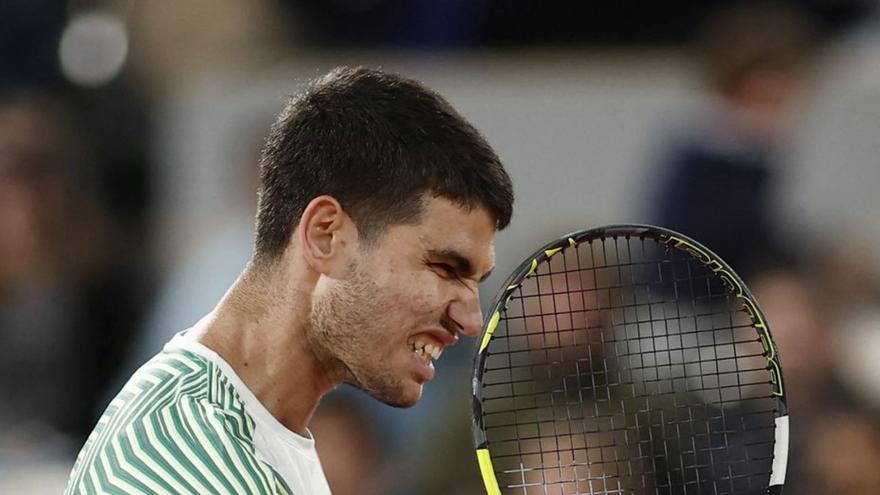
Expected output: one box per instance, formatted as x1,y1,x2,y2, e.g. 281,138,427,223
472,224,789,495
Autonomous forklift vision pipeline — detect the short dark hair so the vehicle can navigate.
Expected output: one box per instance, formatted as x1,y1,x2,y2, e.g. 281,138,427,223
253,67,513,261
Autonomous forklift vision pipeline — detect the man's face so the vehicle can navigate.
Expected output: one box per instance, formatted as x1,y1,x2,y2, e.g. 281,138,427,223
309,196,496,407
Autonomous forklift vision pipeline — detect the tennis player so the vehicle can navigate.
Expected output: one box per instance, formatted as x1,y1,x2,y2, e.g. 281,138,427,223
65,67,513,494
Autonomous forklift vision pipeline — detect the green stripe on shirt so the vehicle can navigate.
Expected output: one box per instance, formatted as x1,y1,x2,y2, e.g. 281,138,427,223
66,349,292,495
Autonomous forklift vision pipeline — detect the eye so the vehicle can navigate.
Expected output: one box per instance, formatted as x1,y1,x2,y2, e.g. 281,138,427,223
431,263,458,279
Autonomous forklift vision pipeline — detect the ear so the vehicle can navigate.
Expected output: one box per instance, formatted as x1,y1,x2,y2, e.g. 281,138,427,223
296,195,358,278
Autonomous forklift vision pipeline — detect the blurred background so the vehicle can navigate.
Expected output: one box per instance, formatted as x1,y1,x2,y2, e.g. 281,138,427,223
2,0,880,493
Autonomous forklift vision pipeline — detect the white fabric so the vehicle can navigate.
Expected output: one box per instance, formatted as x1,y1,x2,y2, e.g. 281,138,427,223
168,332,333,495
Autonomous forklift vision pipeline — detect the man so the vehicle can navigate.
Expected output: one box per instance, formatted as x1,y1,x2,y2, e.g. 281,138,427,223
65,67,514,494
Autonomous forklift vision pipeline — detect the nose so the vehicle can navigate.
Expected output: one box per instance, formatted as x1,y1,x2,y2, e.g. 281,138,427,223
447,284,483,339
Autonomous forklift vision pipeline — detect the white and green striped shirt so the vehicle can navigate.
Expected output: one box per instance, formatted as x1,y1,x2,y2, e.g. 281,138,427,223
65,332,332,494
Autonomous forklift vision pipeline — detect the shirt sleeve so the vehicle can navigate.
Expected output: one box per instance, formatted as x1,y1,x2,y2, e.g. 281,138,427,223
65,396,288,495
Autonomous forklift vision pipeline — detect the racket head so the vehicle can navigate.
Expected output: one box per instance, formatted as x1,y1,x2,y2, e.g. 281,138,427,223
472,224,788,495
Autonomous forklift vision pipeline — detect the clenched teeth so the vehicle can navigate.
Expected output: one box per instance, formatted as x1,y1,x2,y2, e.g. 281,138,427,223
410,341,443,361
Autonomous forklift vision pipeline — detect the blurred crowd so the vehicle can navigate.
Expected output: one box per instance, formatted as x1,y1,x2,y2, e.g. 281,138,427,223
2,1,880,494
648,3,880,493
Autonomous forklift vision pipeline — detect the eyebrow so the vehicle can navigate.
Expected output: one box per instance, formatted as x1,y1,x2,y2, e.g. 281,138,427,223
428,249,494,283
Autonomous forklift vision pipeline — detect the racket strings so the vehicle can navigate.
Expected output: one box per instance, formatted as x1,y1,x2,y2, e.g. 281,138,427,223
480,235,777,494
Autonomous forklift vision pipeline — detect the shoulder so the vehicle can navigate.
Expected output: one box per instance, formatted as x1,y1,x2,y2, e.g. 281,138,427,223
65,350,292,495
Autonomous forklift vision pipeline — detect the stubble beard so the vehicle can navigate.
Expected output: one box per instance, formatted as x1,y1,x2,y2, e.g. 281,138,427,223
309,263,414,408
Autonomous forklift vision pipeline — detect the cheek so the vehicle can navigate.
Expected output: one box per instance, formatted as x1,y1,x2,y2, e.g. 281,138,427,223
382,271,446,319
409,272,448,314
366,254,448,319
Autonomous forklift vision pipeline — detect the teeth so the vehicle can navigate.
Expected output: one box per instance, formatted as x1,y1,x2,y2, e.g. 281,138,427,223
411,340,442,362
426,344,442,361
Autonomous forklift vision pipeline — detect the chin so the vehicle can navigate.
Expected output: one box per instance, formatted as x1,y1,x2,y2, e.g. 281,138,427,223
350,377,423,408
376,384,423,409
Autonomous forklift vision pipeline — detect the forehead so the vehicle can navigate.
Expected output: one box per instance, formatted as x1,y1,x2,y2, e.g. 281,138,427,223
380,196,497,269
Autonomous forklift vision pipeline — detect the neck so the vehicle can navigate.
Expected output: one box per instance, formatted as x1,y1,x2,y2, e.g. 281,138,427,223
191,259,341,435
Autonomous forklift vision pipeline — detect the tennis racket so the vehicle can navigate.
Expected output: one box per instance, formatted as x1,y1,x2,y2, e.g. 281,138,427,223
472,225,788,494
